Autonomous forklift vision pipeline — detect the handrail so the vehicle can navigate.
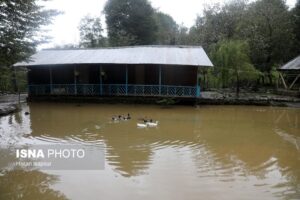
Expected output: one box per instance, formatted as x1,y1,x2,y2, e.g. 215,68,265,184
28,84,200,97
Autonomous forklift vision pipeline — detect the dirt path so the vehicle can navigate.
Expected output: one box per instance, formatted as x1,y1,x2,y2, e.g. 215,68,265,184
199,91,300,107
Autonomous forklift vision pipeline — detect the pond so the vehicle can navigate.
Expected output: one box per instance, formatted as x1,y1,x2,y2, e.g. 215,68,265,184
0,103,299,200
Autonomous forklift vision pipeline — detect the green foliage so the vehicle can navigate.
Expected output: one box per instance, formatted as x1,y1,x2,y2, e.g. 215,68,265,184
103,0,193,46
239,0,295,74
206,68,222,89
189,0,296,87
0,67,27,93
153,13,191,45
292,0,300,55
79,15,106,48
104,0,157,46
0,0,60,67
190,0,247,50
210,40,260,95
175,25,192,45
198,68,221,89
0,67,12,92
154,12,178,45
1,0,298,93
0,0,59,92
15,68,27,92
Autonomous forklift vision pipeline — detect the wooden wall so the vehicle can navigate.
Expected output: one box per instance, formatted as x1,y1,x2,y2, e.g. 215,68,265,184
28,64,197,86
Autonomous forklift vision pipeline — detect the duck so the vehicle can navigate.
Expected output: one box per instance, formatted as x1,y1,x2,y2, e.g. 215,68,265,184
112,116,120,121
137,123,147,128
146,121,159,127
123,113,131,120
141,118,151,123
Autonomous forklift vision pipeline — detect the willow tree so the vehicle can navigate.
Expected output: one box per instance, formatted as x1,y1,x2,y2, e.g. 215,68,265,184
211,40,260,96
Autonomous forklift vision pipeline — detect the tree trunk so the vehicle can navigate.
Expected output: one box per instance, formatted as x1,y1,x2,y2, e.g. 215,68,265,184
236,71,240,98
203,72,206,91
268,73,273,86
206,72,209,90
11,67,18,93
257,77,260,86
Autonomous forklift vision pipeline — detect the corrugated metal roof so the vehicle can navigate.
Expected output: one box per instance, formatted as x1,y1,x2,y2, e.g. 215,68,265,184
14,46,213,67
279,55,300,70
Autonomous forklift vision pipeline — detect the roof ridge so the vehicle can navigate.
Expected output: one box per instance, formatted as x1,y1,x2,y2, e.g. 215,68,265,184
43,45,203,51
14,45,214,67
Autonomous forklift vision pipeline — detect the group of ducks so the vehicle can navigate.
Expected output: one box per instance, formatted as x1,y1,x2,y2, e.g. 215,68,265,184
111,113,158,128
137,119,159,128
111,113,131,121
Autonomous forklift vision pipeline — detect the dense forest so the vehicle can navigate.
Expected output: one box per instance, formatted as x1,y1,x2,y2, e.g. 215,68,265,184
1,0,300,93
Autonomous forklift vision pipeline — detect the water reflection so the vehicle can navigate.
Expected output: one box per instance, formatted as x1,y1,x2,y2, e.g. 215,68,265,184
191,107,300,199
0,169,67,200
0,103,299,199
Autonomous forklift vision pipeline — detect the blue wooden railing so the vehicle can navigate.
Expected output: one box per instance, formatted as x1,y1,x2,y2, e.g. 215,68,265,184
28,84,200,97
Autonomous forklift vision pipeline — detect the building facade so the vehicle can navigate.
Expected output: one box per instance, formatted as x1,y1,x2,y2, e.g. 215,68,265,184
14,46,213,98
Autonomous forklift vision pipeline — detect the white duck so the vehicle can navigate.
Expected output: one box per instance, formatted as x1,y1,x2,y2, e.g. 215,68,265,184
146,121,159,127
137,123,147,128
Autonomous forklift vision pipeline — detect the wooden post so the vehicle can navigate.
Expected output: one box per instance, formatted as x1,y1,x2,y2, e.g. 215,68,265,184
279,72,288,89
125,65,128,95
99,65,103,95
74,66,77,95
289,74,300,89
196,67,200,97
276,74,279,91
159,65,162,95
49,66,53,94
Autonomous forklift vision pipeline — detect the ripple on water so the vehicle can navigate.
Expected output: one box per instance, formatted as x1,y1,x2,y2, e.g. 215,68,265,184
18,134,105,146
1,103,300,199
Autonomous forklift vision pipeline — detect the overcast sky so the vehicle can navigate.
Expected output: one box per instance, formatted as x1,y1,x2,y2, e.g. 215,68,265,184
40,0,297,49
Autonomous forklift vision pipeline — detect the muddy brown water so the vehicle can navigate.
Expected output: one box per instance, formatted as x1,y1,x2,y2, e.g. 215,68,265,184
0,103,299,200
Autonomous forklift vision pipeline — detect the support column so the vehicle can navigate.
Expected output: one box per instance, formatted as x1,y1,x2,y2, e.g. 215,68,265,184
49,66,53,94
99,65,103,95
279,72,288,89
74,66,77,95
125,65,128,95
196,67,200,97
289,74,300,89
159,65,162,95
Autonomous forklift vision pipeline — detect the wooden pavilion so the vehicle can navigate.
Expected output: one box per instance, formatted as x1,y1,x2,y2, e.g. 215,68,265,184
14,46,213,99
